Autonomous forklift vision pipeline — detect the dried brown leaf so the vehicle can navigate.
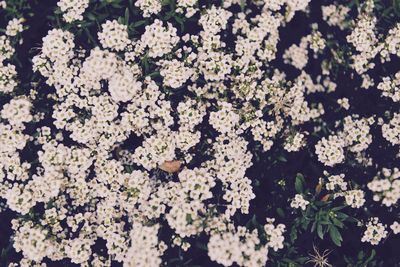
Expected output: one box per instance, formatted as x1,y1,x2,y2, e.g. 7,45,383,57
159,160,182,173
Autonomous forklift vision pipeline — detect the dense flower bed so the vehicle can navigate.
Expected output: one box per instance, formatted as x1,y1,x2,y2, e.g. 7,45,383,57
0,0,399,266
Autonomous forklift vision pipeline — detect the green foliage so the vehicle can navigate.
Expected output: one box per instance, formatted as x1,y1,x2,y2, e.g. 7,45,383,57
344,250,377,267
290,174,358,247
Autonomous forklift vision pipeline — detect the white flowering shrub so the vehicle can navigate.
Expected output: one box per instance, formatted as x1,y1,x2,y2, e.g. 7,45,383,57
0,0,400,266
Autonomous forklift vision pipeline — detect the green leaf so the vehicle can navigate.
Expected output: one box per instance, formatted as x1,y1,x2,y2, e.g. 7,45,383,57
295,173,305,193
196,242,208,251
111,2,123,8
331,206,346,211
149,71,161,78
186,213,193,224
329,225,342,246
175,15,185,24
290,226,298,243
117,16,124,25
311,221,317,232
276,208,285,218
332,217,344,228
83,27,97,45
320,219,331,225
164,10,175,20
277,155,287,162
124,8,129,24
364,249,376,264
87,12,97,21
240,0,246,11
335,211,349,220
301,219,310,230
133,20,147,28
317,224,324,239
161,0,170,6
251,214,257,225
169,0,175,10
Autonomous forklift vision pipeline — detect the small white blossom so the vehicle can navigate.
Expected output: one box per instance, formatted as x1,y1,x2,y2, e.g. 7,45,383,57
361,217,388,245
98,20,130,51
290,194,309,210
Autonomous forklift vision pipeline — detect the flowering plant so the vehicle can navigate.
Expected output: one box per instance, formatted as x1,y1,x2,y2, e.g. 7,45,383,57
0,0,399,266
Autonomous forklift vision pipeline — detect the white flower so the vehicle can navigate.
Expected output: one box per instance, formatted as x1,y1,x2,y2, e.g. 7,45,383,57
135,0,162,17
1,97,33,126
315,135,345,167
390,221,400,234
283,40,308,70
290,194,309,210
368,168,400,207
361,217,388,245
344,190,366,208
209,102,240,134
208,226,269,267
13,223,50,262
322,4,350,30
159,59,193,88
108,67,142,102
287,0,310,12
57,0,89,22
0,35,15,63
377,72,400,102
337,98,350,110
41,29,75,63
284,132,305,152
6,18,24,36
140,19,179,58
0,63,17,93
325,173,348,191
264,219,285,251
123,224,164,267
98,20,130,51
199,6,232,35
382,113,400,146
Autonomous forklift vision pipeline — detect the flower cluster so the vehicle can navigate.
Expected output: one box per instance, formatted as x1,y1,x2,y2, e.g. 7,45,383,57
5,18,24,37
290,194,310,210
368,168,400,207
98,20,130,51
135,0,162,17
361,217,388,245
344,189,366,208
57,0,89,22
315,135,346,166
377,71,400,102
140,19,179,58
1,0,400,266
322,4,350,30
208,221,284,267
